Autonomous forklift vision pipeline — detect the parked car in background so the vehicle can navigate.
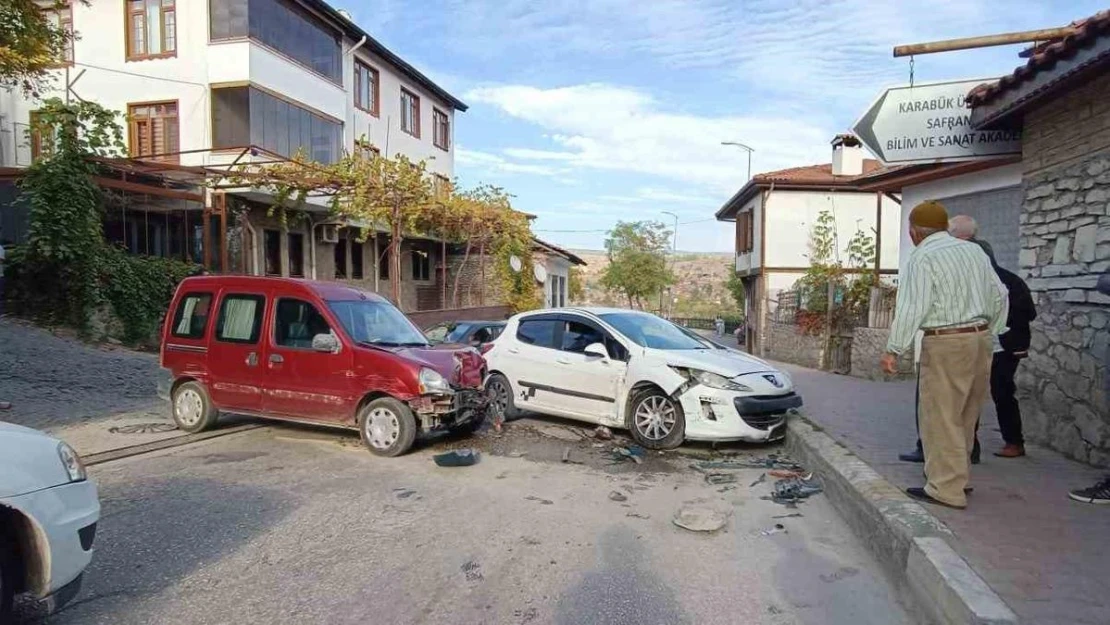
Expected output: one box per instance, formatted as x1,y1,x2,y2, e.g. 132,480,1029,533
1,422,99,619
158,276,489,457
483,308,801,449
424,320,506,352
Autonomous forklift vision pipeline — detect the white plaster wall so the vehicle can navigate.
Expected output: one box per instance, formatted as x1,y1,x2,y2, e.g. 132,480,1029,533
763,190,900,271
542,256,571,308
0,0,457,179
898,163,1024,277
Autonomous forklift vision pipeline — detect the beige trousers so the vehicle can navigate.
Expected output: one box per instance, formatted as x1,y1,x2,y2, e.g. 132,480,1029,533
918,331,992,507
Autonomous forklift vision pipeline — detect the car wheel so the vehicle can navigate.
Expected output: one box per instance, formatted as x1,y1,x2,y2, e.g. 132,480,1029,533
359,397,418,457
0,535,15,622
171,381,219,433
626,387,686,450
485,374,520,423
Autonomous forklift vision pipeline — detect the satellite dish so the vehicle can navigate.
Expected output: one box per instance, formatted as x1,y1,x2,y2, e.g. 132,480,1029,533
533,264,548,284
509,255,522,273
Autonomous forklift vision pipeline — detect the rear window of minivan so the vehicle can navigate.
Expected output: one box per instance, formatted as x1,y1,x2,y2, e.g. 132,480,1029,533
170,293,213,339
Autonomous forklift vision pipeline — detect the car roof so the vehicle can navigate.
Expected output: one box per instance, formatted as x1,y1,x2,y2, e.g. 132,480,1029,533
178,276,388,303
516,307,644,319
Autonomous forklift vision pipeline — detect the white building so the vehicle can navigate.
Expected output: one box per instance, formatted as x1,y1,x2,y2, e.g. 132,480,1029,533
715,135,902,351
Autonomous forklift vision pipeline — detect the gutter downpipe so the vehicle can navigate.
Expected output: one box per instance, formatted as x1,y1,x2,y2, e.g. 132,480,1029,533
346,36,368,57
760,182,774,359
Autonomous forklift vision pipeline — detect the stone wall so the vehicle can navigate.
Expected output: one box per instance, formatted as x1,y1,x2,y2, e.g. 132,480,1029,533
1018,146,1110,467
850,327,914,381
1022,71,1110,176
765,322,824,370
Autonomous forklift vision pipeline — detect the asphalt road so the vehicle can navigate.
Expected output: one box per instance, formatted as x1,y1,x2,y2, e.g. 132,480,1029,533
27,420,914,625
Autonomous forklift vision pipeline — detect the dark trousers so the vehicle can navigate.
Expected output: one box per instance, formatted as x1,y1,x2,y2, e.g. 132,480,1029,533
991,352,1023,445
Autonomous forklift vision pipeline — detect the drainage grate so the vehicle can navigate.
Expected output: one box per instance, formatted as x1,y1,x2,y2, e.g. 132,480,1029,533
108,423,179,434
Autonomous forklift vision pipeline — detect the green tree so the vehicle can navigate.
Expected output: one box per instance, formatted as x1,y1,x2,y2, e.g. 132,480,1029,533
600,220,674,309
0,1,78,96
568,266,584,303
725,266,745,311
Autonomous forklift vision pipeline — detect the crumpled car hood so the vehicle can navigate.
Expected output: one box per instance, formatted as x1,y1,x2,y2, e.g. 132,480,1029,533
393,345,485,388
657,348,778,378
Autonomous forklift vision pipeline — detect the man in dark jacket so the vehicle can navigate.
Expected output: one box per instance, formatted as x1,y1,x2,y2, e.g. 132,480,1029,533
990,261,1037,457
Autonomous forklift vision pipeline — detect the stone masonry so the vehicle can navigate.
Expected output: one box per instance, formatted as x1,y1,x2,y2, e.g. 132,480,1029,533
764,322,824,370
1017,72,1110,466
849,327,913,382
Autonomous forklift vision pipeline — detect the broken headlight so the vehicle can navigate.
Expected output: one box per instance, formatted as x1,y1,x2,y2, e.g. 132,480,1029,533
418,368,452,395
673,367,753,392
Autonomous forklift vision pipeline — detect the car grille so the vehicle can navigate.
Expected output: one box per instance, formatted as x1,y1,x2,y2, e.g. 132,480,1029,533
739,412,786,430
733,393,799,430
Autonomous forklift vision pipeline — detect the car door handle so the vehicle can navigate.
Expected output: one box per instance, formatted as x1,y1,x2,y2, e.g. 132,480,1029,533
508,348,520,354
269,354,284,366
556,357,571,364
245,352,259,367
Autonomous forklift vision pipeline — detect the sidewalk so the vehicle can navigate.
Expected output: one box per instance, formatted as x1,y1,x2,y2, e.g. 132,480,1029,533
779,362,1110,625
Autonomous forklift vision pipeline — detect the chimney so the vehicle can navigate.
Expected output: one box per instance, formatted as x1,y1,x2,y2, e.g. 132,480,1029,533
831,134,864,176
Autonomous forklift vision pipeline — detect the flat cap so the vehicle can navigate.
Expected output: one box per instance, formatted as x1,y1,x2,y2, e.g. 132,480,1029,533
909,200,949,229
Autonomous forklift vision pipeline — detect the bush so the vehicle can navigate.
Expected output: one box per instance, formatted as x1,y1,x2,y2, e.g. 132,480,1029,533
99,247,198,344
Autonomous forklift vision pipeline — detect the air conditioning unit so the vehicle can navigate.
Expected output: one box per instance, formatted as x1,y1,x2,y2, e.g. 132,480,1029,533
319,224,340,244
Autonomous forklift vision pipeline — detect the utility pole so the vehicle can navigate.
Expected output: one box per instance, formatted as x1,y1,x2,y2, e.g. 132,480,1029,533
721,141,754,181
661,211,679,317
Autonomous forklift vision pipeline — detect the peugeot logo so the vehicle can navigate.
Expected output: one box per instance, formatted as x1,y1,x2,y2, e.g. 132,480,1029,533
763,374,783,388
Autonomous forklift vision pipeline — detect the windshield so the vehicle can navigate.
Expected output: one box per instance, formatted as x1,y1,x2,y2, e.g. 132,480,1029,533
445,323,474,343
600,312,707,350
328,300,429,346
674,323,725,349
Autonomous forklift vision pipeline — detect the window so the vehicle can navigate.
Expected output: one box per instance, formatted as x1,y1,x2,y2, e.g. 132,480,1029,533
432,174,450,199
561,320,605,353
517,318,559,348
288,232,304,277
212,86,342,163
274,299,332,349
42,2,73,65
550,275,566,308
128,101,178,160
432,108,450,150
424,323,451,343
401,89,420,137
127,0,176,60
411,247,431,281
263,229,281,275
170,293,212,339
354,61,379,115
350,235,364,279
215,294,265,343
736,211,754,253
334,236,347,279
28,111,55,162
209,0,341,83
378,236,390,280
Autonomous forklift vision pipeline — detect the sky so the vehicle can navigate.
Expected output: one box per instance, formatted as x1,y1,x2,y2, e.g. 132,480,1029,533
338,0,1106,252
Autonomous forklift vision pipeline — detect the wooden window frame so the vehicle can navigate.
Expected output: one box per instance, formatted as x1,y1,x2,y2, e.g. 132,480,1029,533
28,111,53,162
126,0,177,62
354,60,380,116
401,88,421,138
736,211,754,254
40,2,74,67
127,100,180,162
432,107,450,151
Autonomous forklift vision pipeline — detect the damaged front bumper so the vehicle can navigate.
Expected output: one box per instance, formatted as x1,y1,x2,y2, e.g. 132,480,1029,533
677,384,802,443
408,387,491,431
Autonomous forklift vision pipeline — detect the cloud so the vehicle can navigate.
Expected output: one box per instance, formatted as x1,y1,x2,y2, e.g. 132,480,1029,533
455,147,571,177
466,83,830,194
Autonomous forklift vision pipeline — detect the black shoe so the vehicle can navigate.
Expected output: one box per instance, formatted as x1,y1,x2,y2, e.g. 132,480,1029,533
971,440,981,465
1068,476,1110,505
906,487,967,509
899,449,925,463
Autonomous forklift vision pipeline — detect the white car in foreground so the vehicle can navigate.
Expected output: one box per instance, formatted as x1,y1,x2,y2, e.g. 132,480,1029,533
484,308,802,449
1,422,99,619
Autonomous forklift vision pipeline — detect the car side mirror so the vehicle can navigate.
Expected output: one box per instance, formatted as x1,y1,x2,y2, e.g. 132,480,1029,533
312,333,340,354
583,342,608,359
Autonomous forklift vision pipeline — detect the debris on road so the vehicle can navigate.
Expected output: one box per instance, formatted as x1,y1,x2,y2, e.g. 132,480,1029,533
756,523,787,537
0,401,12,410
769,476,824,505
434,449,480,467
562,447,570,463
626,512,651,519
673,506,730,533
462,560,484,581
705,473,737,485
770,469,812,479
593,425,613,440
609,490,628,502
695,454,803,471
393,488,418,500
612,445,645,464
750,473,767,487
525,496,554,505
773,513,804,519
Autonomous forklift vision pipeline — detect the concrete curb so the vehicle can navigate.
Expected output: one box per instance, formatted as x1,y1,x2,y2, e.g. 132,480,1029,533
785,416,1018,625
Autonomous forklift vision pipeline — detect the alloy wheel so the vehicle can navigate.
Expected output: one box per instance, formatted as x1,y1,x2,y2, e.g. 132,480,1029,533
634,395,676,441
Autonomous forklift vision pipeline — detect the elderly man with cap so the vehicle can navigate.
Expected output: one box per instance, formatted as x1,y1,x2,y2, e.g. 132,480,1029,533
880,201,1008,509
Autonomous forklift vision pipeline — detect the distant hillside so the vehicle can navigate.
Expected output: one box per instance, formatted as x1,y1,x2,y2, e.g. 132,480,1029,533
571,249,741,316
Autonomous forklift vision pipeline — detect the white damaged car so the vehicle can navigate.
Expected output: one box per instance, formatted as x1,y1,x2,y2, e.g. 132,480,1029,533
483,308,802,449
1,422,100,619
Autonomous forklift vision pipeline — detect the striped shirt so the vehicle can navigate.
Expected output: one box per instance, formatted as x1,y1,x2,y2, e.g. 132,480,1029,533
887,232,1008,355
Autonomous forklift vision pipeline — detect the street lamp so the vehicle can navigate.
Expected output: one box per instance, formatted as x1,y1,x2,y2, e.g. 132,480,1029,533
721,141,754,181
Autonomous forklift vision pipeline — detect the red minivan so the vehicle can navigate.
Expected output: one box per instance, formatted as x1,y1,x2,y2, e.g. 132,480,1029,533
158,276,489,456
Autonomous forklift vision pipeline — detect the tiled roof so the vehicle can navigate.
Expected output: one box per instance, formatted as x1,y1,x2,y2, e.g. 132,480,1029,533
967,10,1110,107
752,159,888,185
